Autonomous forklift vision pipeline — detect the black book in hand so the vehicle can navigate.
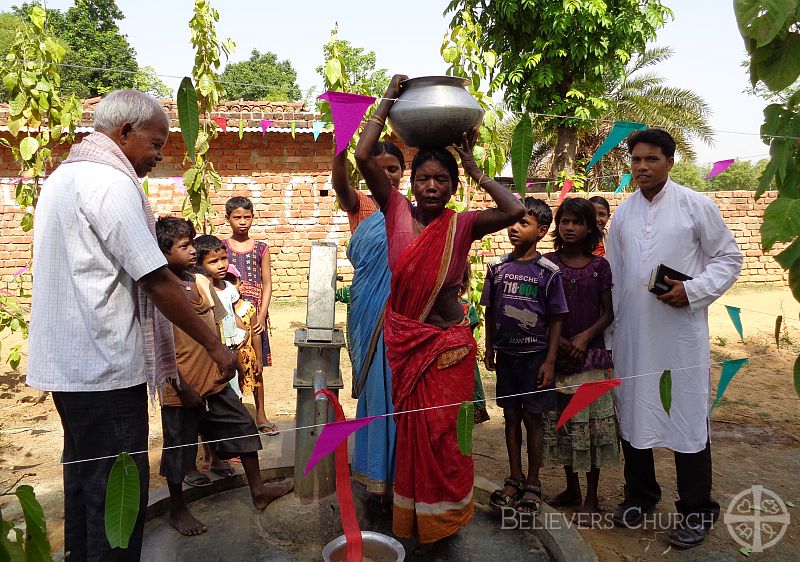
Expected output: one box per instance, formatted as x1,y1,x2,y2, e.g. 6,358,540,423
648,264,692,296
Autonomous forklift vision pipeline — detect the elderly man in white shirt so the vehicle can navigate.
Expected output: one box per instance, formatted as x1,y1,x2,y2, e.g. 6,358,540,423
606,129,742,549
27,90,237,561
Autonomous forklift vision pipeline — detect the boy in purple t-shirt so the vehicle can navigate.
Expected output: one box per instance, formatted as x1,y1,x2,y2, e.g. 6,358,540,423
482,197,568,515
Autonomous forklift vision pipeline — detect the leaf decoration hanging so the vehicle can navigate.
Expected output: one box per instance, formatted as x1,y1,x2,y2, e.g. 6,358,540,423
238,117,244,140
511,113,533,196
104,453,141,549
177,77,199,163
775,315,783,348
14,485,51,562
659,369,672,416
457,401,474,456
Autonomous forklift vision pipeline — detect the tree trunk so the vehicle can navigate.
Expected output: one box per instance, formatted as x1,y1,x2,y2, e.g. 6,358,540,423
551,125,578,178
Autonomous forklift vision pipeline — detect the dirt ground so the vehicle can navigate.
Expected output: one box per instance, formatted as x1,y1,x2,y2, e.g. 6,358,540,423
1,285,799,560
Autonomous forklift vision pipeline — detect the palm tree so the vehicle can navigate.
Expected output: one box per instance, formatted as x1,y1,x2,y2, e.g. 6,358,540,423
498,46,713,190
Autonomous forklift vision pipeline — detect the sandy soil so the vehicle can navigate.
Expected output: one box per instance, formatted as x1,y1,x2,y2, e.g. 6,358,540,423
1,286,798,560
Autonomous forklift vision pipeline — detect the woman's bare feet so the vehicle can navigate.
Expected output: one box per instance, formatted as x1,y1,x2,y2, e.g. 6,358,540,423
168,505,207,536
252,478,294,510
571,502,603,527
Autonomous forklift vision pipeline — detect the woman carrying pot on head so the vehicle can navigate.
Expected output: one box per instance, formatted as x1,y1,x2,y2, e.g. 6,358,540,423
331,141,405,510
355,74,525,547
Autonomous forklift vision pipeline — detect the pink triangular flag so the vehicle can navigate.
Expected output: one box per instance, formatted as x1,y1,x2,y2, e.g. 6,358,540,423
707,159,735,179
260,119,272,135
212,117,227,132
304,416,378,475
173,176,186,195
317,91,376,156
557,179,574,204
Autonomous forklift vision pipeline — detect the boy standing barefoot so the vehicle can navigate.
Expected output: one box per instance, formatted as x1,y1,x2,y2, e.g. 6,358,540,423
156,218,292,536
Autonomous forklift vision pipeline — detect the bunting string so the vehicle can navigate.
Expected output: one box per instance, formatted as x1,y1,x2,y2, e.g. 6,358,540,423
46,348,789,468
6,57,800,143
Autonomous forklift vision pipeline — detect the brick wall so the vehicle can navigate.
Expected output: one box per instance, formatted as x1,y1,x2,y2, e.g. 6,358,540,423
0,130,786,298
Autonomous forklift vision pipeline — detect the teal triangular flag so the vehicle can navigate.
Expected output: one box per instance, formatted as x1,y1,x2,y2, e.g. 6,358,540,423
711,358,749,412
586,121,647,172
725,305,744,342
615,173,632,193
312,121,325,141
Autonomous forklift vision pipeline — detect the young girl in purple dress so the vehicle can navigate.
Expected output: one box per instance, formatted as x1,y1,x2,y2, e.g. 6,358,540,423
224,196,277,435
543,197,619,519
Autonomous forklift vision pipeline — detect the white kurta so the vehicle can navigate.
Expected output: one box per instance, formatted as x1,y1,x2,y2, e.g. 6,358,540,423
606,180,742,453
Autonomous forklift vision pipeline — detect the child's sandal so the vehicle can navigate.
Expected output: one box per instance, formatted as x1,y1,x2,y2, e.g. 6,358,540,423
516,483,542,514
489,478,524,508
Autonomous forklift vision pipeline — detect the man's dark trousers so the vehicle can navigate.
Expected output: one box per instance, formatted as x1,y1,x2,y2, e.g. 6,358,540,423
53,383,149,561
620,434,721,525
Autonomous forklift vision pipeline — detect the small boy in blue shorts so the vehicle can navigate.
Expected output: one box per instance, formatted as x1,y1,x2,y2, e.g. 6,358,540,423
155,217,292,537
482,197,568,515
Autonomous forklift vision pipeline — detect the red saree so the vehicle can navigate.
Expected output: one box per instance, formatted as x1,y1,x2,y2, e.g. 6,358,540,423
384,207,477,543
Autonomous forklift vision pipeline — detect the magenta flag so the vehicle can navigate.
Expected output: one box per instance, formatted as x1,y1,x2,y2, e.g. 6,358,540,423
318,91,376,156
707,159,735,179
211,117,227,132
304,416,378,475
260,119,272,135
12,265,30,276
557,179,574,204
173,176,186,195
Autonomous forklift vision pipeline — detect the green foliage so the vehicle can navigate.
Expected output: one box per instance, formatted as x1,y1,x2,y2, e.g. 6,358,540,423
739,0,800,393
456,401,474,455
104,453,140,549
511,114,533,195
316,33,389,99
441,10,508,182
132,66,172,98
446,0,672,176
182,0,234,231
0,484,51,562
316,25,387,187
0,13,23,100
221,49,300,101
670,160,710,190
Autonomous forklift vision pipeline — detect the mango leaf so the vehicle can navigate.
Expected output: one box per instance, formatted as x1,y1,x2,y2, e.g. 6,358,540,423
15,485,50,562
456,401,474,456
761,197,800,251
291,121,296,139
237,117,244,140
756,33,800,92
19,137,38,162
776,238,800,269
789,262,800,303
733,0,795,48
794,355,800,400
141,177,149,197
659,370,672,416
775,316,783,348
177,77,199,163
511,113,533,196
104,452,140,549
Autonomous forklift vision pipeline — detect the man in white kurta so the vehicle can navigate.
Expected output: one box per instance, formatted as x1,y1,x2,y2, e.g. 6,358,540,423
606,129,742,549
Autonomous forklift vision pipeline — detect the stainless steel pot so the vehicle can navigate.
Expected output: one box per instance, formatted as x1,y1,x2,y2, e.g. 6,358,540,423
388,76,484,148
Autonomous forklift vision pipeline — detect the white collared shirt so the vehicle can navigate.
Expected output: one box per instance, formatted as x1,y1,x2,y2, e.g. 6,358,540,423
26,161,167,392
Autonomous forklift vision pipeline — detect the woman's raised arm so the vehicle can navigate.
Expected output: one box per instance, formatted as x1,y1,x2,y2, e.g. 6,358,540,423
331,151,359,212
453,130,525,239
355,74,407,210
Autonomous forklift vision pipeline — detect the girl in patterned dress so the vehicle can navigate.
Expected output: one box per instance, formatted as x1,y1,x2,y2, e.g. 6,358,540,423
543,197,619,519
224,196,277,435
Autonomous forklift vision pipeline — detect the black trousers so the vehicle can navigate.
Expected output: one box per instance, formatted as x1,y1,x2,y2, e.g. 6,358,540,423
53,383,149,562
620,435,720,523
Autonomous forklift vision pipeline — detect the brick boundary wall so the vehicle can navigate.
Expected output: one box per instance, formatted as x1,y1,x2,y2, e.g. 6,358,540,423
0,130,786,299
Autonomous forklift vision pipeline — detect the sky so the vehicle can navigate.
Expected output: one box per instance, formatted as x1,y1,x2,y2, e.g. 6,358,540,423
3,0,771,165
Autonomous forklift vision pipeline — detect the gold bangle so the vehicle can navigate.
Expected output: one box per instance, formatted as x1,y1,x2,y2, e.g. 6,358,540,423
477,173,491,187
368,116,385,127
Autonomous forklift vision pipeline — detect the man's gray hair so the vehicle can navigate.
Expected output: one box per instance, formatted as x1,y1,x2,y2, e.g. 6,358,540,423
94,90,169,133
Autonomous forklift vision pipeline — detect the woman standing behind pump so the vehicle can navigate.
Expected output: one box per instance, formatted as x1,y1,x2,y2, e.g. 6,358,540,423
331,141,405,509
355,74,525,548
